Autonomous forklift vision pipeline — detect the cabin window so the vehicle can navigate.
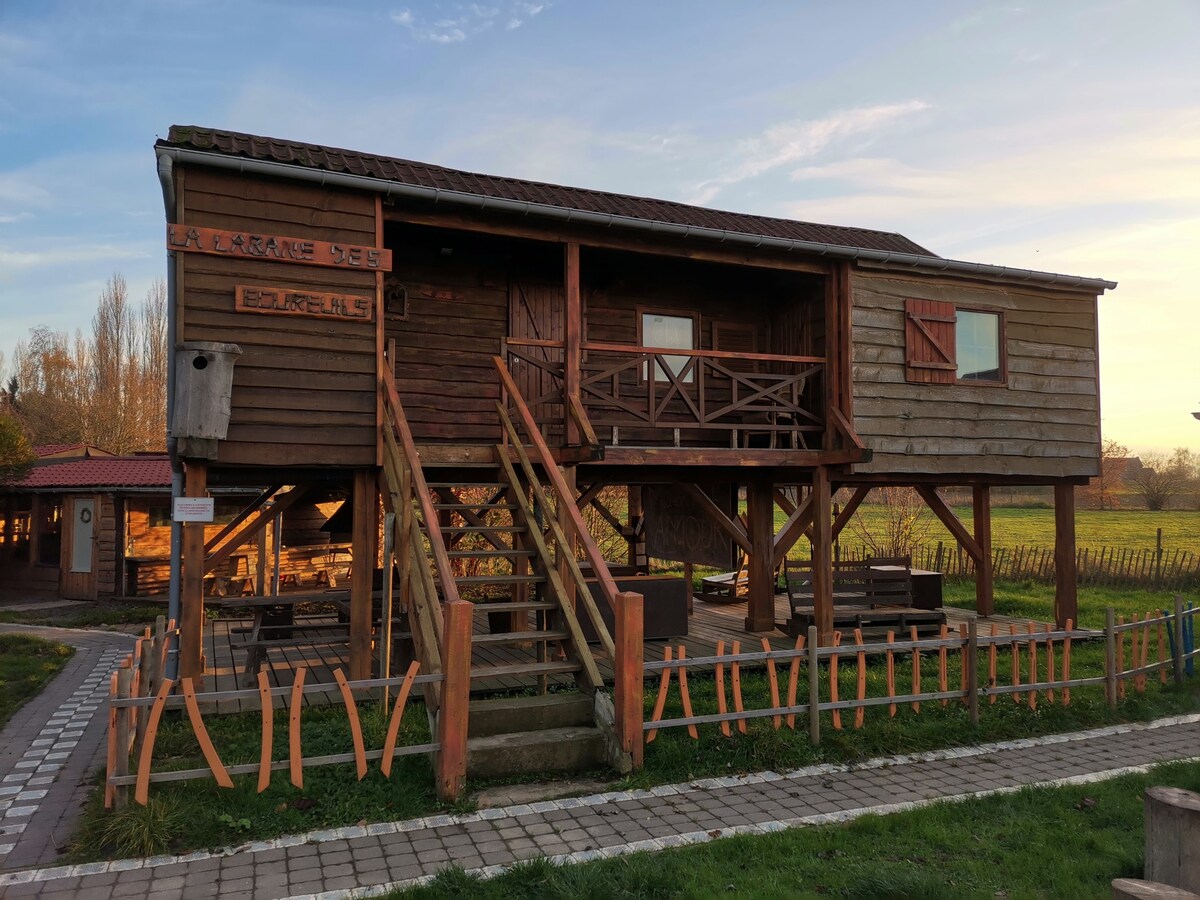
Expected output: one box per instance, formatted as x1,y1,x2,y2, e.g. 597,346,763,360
4,496,32,563
35,496,62,567
956,309,1004,382
640,310,696,383
904,299,1006,385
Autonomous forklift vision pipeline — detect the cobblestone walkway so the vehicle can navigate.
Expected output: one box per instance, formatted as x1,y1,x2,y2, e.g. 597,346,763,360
0,625,135,872
1,713,1197,900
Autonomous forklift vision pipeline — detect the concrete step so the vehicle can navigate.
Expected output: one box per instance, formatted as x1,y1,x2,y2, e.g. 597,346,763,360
468,692,594,737
467,725,606,778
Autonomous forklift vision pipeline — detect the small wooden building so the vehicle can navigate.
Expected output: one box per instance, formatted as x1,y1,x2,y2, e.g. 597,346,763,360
154,125,1115,696
0,447,170,600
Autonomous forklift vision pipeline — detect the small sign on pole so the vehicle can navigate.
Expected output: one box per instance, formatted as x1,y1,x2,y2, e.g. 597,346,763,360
173,497,215,523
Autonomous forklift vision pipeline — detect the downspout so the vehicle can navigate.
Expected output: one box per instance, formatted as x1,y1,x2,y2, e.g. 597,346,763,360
156,152,183,680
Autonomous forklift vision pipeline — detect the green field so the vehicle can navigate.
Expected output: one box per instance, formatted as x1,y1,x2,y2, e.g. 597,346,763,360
821,506,1200,557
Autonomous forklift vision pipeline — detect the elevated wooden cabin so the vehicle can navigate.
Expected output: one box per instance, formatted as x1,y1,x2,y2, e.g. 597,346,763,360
155,126,1115,711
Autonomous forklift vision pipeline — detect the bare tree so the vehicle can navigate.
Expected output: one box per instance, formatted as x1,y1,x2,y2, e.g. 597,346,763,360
1128,450,1193,511
9,275,168,453
848,486,935,560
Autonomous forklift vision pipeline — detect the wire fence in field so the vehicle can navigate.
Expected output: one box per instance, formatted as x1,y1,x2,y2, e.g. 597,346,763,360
834,536,1200,589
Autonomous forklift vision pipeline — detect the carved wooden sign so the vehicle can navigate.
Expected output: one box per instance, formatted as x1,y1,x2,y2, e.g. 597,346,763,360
643,483,736,568
167,224,392,272
235,285,373,322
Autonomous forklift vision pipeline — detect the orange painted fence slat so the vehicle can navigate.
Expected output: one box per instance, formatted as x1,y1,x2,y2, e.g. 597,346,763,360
715,641,730,737
645,646,673,743
853,629,866,729
289,666,307,789
257,671,273,794
181,677,234,789
732,640,746,734
134,677,174,806
762,638,782,730
786,634,805,730
381,662,421,777
333,669,368,781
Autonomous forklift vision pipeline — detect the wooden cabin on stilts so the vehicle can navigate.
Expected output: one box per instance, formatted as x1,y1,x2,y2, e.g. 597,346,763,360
154,126,1115,782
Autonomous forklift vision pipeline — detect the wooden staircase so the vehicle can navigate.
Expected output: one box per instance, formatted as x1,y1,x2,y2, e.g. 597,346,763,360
379,366,627,780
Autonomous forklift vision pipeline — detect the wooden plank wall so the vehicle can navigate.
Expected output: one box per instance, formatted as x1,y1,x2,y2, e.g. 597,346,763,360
179,169,378,467
850,268,1101,478
384,226,517,443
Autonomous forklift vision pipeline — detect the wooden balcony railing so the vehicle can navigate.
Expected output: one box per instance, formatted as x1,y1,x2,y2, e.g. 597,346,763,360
504,338,826,449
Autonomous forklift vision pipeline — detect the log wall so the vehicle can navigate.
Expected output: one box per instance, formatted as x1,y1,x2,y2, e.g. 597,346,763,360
850,267,1101,478
178,168,379,467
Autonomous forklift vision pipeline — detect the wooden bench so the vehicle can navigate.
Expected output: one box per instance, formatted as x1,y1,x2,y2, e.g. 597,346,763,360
784,558,945,638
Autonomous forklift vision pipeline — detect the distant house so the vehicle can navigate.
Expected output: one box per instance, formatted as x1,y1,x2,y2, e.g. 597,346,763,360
0,446,172,599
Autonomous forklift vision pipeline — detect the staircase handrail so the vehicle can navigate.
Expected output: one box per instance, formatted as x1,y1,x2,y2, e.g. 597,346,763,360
493,355,622,614
381,369,463,609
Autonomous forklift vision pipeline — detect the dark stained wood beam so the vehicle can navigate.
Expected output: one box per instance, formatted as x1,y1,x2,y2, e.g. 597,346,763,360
204,484,282,553
772,492,815,569
811,466,834,644
745,480,776,633
204,485,311,575
831,486,871,539
1054,483,1078,627
564,241,582,446
180,461,208,681
678,483,751,555
915,485,984,565
349,469,376,681
575,480,608,510
599,447,868,467
973,485,994,617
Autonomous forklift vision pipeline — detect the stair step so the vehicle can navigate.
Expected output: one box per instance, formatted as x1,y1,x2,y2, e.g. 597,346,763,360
433,501,517,510
457,574,546,585
446,549,535,558
470,660,580,680
471,629,569,647
474,601,556,612
468,693,594,738
426,482,506,488
440,525,524,533
467,725,605,778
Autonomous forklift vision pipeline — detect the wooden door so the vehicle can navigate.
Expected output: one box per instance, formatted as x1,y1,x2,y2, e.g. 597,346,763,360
508,276,565,436
61,495,97,600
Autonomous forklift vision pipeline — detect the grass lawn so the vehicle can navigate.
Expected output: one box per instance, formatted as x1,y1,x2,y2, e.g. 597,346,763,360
0,633,74,728
392,759,1200,899
0,601,161,630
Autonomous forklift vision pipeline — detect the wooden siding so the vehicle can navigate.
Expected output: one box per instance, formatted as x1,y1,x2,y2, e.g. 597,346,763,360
851,269,1101,478
178,168,378,467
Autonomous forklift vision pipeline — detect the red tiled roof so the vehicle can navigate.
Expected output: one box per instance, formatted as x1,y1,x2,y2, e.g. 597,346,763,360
160,125,937,257
14,456,171,490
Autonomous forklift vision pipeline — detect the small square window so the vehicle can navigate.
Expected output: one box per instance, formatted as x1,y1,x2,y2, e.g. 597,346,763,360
641,311,696,382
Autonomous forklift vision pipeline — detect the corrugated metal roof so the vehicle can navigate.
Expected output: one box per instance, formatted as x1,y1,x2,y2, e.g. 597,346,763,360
14,456,171,490
160,125,937,257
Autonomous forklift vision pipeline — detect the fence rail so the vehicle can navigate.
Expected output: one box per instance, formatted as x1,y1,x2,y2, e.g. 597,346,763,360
636,599,1200,748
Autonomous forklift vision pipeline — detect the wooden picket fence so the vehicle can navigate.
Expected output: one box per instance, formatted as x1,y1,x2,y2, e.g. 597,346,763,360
835,540,1200,589
637,599,1200,747
104,601,486,807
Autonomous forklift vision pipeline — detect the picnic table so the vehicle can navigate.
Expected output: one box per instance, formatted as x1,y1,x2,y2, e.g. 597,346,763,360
783,558,946,638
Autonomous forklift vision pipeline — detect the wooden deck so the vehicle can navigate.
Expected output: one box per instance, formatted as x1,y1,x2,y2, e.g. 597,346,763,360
199,594,1056,710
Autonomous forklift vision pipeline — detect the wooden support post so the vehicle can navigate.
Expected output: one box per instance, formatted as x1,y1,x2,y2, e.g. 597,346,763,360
744,479,775,633
350,469,377,681
1106,606,1118,707
1054,483,1078,627
1144,787,1200,892
437,600,472,801
564,241,582,446
807,625,820,745
614,590,645,769
967,618,979,726
180,461,207,681
811,466,834,644
972,485,994,617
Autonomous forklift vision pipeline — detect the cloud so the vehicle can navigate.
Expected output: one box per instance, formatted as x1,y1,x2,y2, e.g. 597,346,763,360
392,1,547,43
687,100,930,206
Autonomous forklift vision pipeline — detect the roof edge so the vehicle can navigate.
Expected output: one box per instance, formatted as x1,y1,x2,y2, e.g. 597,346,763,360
156,144,1118,294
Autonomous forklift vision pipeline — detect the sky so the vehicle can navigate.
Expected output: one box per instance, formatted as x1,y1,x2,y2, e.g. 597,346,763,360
1,0,1198,454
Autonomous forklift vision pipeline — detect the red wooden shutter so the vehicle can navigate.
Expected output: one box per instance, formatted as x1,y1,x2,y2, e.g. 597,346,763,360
904,298,956,384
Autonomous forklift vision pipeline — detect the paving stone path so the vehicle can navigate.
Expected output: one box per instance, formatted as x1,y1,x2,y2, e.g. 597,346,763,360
0,625,135,872
1,711,1197,900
